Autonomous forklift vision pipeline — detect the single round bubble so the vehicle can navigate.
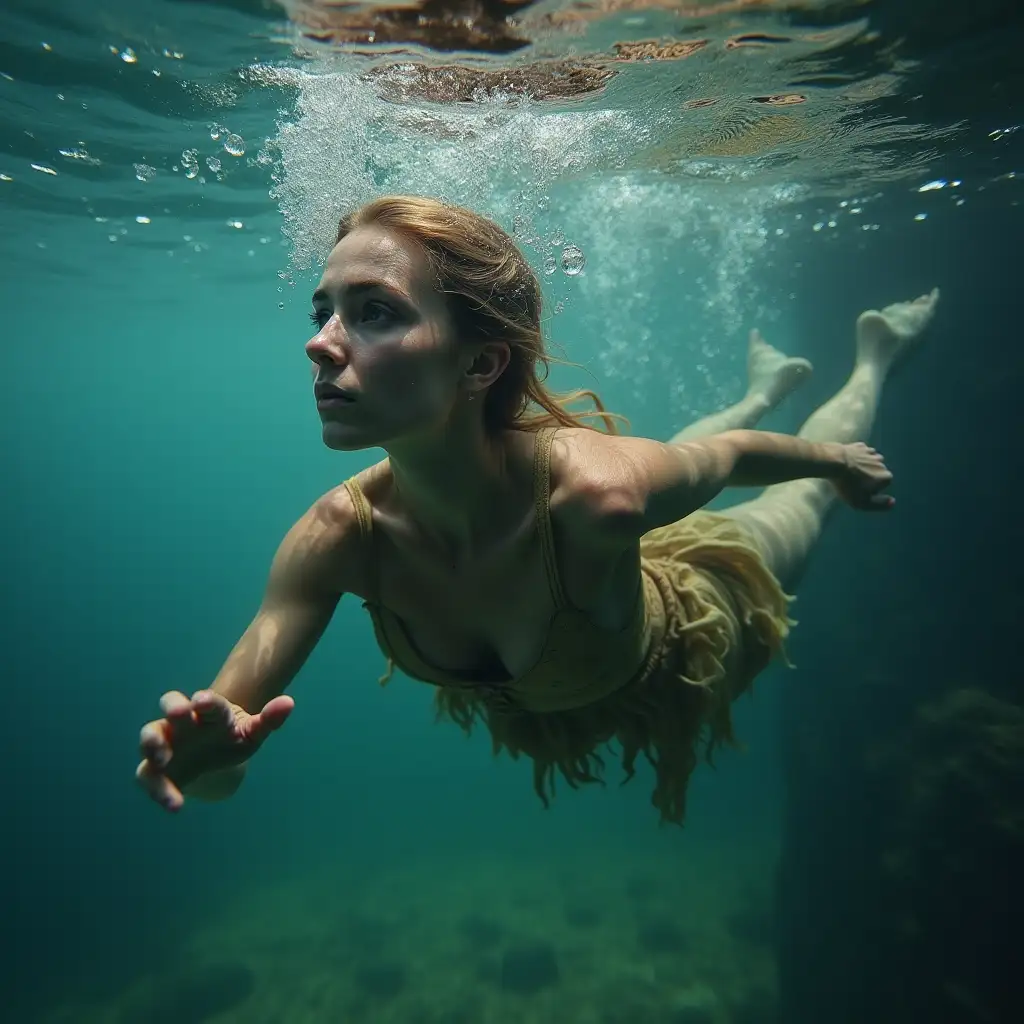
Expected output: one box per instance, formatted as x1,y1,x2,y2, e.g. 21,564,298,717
278,301,285,309
224,134,245,157
561,244,586,276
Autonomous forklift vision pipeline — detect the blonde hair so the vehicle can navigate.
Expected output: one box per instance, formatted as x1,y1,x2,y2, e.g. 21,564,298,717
336,195,623,434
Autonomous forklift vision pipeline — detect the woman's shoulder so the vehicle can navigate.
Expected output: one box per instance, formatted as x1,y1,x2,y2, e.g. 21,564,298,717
285,458,392,596
547,427,651,546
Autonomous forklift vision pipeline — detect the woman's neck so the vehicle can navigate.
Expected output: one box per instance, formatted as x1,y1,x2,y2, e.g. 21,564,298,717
384,410,532,558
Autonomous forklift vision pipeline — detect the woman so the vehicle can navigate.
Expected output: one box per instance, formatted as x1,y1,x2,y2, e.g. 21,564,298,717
136,195,938,824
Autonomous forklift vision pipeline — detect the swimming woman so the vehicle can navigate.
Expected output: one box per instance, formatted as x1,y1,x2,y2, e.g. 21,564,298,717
136,195,938,823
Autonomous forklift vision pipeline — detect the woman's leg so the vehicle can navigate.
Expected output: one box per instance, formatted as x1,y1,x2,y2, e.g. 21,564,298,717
670,329,812,443
724,289,939,589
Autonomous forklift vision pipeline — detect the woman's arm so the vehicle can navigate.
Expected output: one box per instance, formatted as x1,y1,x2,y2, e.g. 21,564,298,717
208,499,350,713
552,428,892,545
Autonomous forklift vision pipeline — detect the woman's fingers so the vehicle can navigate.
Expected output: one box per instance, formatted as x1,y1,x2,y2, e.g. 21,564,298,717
191,689,236,729
244,695,295,744
139,718,172,769
160,690,198,737
135,758,184,811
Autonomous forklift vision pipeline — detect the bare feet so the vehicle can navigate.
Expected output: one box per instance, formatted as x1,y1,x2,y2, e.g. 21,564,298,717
746,328,813,409
856,288,940,372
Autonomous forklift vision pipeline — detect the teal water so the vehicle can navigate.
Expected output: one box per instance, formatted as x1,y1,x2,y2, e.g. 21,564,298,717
2,2,1022,1022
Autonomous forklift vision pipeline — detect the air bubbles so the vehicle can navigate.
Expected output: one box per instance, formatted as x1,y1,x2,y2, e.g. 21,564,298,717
180,149,199,179
134,163,156,182
31,163,57,176
41,42,53,52
59,146,101,166
163,49,185,60
278,302,285,309
120,47,138,64
542,254,557,276
206,156,222,173
210,124,226,141
560,244,586,276
550,228,565,246
136,215,151,224
226,219,243,229
224,133,245,157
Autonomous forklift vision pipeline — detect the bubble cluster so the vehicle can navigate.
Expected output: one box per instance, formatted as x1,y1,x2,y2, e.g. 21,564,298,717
264,63,643,272
180,149,199,180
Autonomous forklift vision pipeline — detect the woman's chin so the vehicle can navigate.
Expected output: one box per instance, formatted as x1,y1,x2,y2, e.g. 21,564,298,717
320,421,373,452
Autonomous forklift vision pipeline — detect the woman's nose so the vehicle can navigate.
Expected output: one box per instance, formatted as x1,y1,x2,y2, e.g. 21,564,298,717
305,314,348,365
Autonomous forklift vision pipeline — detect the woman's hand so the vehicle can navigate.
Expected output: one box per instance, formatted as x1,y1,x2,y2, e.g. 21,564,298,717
136,690,294,812
832,442,895,511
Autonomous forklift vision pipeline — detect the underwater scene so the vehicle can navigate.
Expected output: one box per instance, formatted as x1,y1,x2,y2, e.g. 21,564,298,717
2,1,1022,1022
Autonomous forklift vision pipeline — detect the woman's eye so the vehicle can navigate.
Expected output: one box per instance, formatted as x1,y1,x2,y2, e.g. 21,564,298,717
362,301,394,323
308,310,329,328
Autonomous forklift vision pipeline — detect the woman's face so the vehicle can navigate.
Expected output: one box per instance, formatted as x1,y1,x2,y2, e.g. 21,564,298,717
306,225,464,451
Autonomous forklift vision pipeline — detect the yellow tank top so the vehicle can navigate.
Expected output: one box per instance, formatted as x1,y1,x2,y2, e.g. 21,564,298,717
342,427,655,713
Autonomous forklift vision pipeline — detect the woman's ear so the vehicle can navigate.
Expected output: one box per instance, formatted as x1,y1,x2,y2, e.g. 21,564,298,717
463,341,511,398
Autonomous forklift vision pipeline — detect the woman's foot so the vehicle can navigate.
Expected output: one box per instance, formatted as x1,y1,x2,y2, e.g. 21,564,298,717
746,328,813,409
856,288,940,373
